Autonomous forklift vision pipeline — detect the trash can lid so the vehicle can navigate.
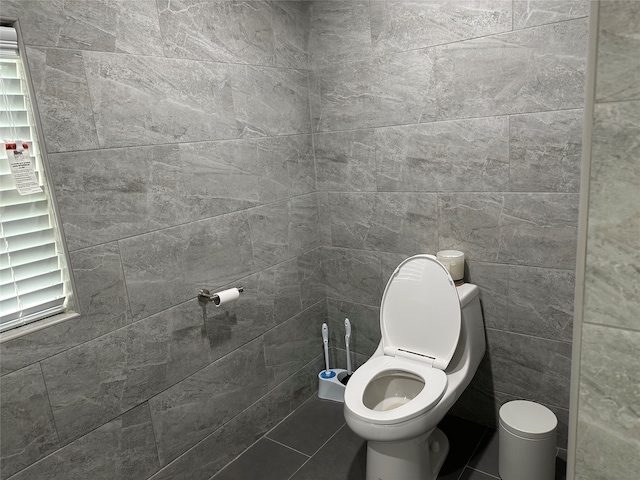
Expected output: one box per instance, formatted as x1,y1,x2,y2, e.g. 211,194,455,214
499,400,558,440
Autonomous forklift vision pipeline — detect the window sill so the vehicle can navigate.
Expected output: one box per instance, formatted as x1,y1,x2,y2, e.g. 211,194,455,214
0,311,80,343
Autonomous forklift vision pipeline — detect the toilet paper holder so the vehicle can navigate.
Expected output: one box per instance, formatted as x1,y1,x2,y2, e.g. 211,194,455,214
198,286,244,305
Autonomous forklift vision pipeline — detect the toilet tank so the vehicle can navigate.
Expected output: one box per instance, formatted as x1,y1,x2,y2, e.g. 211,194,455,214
447,283,486,379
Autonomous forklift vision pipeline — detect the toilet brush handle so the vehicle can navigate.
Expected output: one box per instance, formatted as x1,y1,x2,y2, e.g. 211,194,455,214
345,318,352,375
322,323,330,372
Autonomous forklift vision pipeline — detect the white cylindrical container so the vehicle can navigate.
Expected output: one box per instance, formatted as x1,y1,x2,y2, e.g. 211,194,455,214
436,250,465,283
499,400,558,480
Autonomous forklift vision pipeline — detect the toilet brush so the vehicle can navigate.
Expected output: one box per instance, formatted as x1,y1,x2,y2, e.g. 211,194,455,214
341,318,352,385
320,323,335,378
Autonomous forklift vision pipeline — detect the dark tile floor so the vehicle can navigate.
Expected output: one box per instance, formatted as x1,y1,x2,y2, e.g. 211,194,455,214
211,396,567,480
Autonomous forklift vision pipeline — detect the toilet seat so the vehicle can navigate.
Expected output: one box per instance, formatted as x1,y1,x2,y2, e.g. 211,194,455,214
344,355,448,426
380,255,461,371
345,255,462,427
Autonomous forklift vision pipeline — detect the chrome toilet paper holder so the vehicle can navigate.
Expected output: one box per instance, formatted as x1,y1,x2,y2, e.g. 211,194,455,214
198,286,243,305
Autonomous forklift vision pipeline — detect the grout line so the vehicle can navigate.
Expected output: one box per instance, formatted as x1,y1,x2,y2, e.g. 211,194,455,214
466,465,501,479
460,426,490,475
284,424,349,480
263,394,318,439
264,437,311,458
311,105,585,137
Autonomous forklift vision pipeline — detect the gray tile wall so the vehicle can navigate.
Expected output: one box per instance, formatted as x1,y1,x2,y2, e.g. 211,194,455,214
0,2,323,479
575,1,640,478
310,0,589,448
0,1,592,478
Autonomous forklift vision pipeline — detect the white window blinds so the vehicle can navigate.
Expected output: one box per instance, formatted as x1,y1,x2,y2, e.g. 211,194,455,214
0,25,69,333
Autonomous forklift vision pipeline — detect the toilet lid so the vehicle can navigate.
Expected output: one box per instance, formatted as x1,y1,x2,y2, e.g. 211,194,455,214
381,255,461,370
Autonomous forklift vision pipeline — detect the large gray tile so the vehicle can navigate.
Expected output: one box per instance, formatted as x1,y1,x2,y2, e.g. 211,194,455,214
456,468,498,480
83,52,238,148
157,0,277,65
0,242,131,376
438,193,504,264
498,193,579,268
551,405,571,450
375,117,510,192
264,301,325,390
271,1,311,69
267,397,345,456
2,0,164,55
178,134,316,213
40,327,142,446
448,378,507,430
513,0,589,29
314,129,377,192
595,0,640,102
289,425,366,480
68,242,132,331
213,438,307,480
481,329,572,409
297,249,326,310
317,191,332,247
438,193,579,269
379,251,412,293
437,415,488,480
308,1,371,68
315,48,436,131
466,262,509,331
149,357,319,480
326,298,380,359
467,428,500,478
371,0,512,55
307,67,324,134
509,109,584,192
50,145,183,250
235,257,303,328
249,195,320,270
119,211,254,321
148,396,268,480
436,19,588,119
575,324,640,479
584,100,640,331
149,337,268,466
25,47,99,153
0,364,59,479
38,286,278,447
328,192,438,254
323,247,384,306
8,403,159,480
508,266,575,342
230,64,310,137
51,134,312,249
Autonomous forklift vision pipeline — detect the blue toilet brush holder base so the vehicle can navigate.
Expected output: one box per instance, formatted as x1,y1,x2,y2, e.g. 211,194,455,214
318,369,347,402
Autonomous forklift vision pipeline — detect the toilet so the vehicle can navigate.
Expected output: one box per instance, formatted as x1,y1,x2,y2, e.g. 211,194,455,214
343,254,486,480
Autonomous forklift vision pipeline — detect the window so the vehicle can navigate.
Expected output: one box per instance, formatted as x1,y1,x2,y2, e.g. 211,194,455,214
0,23,76,336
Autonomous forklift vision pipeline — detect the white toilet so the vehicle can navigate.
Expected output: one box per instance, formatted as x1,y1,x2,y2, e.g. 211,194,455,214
343,254,486,480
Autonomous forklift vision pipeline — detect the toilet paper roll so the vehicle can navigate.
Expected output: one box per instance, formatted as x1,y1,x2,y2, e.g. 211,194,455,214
213,288,240,307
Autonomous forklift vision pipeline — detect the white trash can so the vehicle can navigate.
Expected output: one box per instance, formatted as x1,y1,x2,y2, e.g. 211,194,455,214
499,400,557,480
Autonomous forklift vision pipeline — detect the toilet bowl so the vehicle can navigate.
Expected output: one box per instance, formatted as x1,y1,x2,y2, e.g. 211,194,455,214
343,254,486,480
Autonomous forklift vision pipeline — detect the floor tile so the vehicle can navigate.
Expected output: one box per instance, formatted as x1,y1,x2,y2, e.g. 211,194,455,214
437,415,488,480
267,397,346,456
458,467,500,479
467,429,500,477
555,451,568,480
289,425,366,480
212,438,308,480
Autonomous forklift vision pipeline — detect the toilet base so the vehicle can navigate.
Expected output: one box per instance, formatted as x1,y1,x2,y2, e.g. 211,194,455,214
366,428,449,480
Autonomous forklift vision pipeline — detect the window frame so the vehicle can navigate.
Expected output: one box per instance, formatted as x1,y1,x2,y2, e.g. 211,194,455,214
0,18,79,342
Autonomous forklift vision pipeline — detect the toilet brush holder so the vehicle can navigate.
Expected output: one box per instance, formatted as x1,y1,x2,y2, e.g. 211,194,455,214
318,369,347,402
